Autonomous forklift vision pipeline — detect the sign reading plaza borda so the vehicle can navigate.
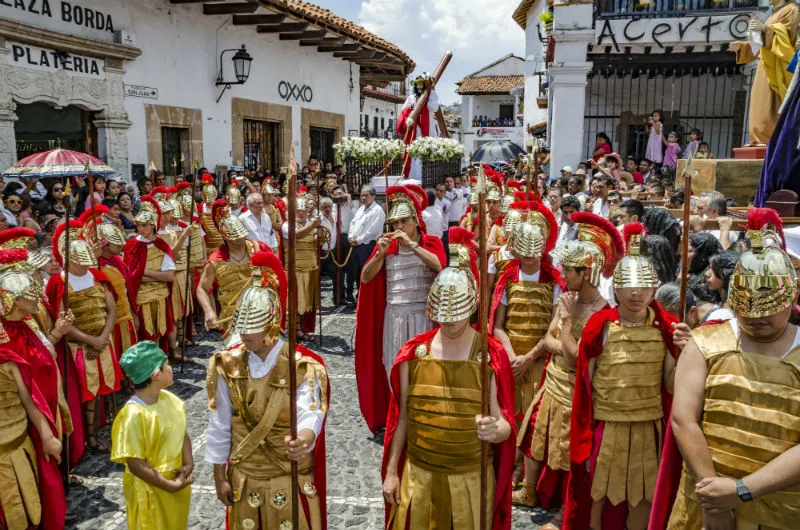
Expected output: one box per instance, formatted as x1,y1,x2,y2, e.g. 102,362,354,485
0,0,115,36
596,13,752,51
7,41,105,79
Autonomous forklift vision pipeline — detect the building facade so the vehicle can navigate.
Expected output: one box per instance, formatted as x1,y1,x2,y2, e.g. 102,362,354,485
360,82,405,139
0,0,413,182
457,54,525,158
514,0,765,178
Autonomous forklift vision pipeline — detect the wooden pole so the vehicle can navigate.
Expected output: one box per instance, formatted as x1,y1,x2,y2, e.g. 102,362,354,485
679,161,693,324
477,165,490,530
86,163,99,242
316,169,323,346
62,179,72,491
287,154,300,529
401,52,454,176
178,191,198,374
335,202,343,306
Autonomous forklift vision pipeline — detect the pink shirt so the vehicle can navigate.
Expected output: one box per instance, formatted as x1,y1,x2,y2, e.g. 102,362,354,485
663,143,681,169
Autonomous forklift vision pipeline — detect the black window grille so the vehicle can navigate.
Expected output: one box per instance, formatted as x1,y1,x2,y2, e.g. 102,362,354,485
161,127,186,174
243,119,280,172
310,126,336,167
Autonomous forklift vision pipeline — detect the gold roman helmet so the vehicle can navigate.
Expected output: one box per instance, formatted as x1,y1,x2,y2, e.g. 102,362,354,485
487,173,503,202
426,227,478,323
157,197,175,217
201,173,218,203
501,181,520,215
52,220,97,268
467,177,479,206
151,186,170,202
211,199,248,241
613,223,659,289
230,251,287,342
502,201,526,237
728,231,796,318
386,186,420,225
0,249,44,344
226,179,243,209
551,212,625,287
169,199,184,220
263,179,278,195
134,196,161,226
0,228,45,272
510,201,557,259
78,204,127,248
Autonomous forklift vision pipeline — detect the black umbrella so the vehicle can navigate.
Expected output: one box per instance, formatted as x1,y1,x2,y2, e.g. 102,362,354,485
471,140,526,164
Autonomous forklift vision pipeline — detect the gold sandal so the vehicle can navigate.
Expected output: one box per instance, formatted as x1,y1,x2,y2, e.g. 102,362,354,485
511,481,537,507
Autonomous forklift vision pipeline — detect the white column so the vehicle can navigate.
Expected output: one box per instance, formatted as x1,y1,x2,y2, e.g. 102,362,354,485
0,99,17,172
94,112,132,182
549,61,592,180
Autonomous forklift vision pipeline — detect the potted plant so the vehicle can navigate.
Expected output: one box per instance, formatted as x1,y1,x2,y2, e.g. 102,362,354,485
538,11,553,37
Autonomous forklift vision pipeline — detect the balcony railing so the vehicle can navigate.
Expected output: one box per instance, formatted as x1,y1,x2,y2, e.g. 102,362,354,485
359,128,399,139
596,0,761,18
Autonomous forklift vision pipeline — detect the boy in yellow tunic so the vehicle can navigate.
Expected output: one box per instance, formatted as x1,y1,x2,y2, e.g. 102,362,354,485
112,340,193,530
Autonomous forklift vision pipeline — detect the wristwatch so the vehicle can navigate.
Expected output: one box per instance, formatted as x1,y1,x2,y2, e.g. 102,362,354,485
409,242,419,252
736,479,753,502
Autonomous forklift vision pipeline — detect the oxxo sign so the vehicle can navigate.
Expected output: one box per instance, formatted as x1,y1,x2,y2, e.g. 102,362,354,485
596,13,751,51
278,80,313,103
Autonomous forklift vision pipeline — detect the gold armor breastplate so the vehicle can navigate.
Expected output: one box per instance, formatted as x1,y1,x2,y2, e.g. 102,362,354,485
218,346,314,479
406,336,487,473
0,364,29,449
284,226,317,272
101,264,132,323
688,321,800,528
505,280,554,355
166,229,188,272
201,210,223,252
212,241,258,321
592,309,666,422
188,223,204,268
543,316,588,406
136,245,170,306
492,249,512,277
69,279,108,336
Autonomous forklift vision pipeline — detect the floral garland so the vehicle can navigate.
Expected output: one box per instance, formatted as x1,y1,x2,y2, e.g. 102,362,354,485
333,137,405,164
407,137,465,162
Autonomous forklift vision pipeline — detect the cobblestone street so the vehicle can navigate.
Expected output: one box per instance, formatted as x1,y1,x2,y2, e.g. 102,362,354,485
66,282,551,529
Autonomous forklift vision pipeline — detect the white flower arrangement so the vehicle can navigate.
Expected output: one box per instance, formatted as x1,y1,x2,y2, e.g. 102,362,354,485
407,137,465,162
333,137,405,164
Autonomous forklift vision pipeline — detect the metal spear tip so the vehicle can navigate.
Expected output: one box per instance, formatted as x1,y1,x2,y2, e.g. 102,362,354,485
148,161,157,171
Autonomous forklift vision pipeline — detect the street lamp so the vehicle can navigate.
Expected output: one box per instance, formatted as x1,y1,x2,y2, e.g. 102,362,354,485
215,44,253,103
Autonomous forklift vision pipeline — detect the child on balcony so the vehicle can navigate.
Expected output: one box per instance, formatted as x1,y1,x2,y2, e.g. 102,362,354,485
663,131,682,170
645,110,664,164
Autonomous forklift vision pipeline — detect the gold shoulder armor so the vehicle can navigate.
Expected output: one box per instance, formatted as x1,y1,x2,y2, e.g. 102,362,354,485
297,354,329,415
206,345,248,411
691,321,738,361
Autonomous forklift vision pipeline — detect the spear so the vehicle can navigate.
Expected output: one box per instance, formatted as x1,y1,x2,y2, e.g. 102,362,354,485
476,164,490,530
316,166,323,346
148,161,157,189
679,152,696,325
178,188,198,374
86,160,99,242
287,150,300,529
172,157,178,187
61,178,72,491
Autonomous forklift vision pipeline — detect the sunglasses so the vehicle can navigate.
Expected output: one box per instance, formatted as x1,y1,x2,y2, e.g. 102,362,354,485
5,198,22,205
53,187,64,192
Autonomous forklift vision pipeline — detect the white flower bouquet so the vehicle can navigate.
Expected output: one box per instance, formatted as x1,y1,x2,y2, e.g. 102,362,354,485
407,137,465,162
334,137,405,164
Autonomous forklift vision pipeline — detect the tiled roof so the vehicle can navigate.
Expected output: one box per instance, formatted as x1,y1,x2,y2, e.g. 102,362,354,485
513,0,535,29
259,1,415,69
362,87,406,104
456,76,525,95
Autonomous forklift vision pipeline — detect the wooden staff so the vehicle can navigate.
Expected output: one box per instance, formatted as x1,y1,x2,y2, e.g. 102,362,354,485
316,167,323,346
476,165,490,530
85,161,100,242
172,158,178,187
401,52,453,176
178,190,198,374
148,161,157,189
287,153,300,529
679,154,695,324
62,178,72,491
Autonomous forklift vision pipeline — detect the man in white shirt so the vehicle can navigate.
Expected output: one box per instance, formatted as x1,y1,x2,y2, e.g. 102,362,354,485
422,188,444,239
348,184,386,302
4,176,47,201
451,175,468,221
239,192,278,252
444,176,462,227
556,196,581,247
591,175,612,218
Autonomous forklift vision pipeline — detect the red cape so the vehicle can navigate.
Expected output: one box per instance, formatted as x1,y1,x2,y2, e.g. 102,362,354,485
354,234,446,433
381,329,516,529
648,318,730,530
397,99,432,178
123,236,175,338
46,269,117,314
98,255,135,302
488,260,565,332
0,345,66,530
563,302,678,530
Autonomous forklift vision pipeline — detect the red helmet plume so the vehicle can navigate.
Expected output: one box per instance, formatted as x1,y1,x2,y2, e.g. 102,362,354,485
202,173,215,185
622,222,647,255
572,211,626,277
211,198,230,230
0,227,36,249
528,200,558,254
51,220,84,266
0,248,29,265
447,226,479,282
747,207,785,248
406,184,428,210
251,250,288,318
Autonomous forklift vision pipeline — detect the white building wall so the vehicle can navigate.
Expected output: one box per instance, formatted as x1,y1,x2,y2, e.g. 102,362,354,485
471,56,525,77
523,1,550,147
361,97,399,137
0,0,362,178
